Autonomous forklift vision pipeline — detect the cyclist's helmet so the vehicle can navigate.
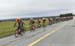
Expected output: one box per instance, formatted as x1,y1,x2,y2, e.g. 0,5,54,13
16,18,21,22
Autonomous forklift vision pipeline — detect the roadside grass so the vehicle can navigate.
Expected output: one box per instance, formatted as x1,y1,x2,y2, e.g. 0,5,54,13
0,19,49,38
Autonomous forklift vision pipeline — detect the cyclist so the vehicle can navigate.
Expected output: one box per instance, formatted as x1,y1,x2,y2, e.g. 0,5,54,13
14,18,24,37
29,18,36,31
37,19,41,28
48,18,52,25
42,18,46,27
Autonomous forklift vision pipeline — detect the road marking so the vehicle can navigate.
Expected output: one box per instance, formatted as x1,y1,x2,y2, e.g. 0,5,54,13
27,24,66,46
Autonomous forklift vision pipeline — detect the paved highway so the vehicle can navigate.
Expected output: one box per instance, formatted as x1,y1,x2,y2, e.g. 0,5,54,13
0,17,75,46
34,19,75,46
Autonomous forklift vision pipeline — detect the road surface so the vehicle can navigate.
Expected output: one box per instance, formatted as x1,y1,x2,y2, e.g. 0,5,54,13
0,17,75,46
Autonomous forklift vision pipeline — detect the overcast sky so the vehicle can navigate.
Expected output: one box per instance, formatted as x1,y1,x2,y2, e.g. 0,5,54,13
0,0,75,19
16,0,75,12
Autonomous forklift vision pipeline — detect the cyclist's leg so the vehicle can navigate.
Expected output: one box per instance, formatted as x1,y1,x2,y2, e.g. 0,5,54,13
21,27,25,33
15,29,19,37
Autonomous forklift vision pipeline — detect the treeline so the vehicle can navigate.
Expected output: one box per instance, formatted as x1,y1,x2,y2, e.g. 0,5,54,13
0,13,74,22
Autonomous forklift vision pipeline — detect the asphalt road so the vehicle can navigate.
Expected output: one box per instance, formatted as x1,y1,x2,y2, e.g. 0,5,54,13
35,19,75,46
0,17,75,46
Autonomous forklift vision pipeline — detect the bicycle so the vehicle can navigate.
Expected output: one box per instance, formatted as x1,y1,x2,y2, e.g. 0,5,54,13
15,29,23,37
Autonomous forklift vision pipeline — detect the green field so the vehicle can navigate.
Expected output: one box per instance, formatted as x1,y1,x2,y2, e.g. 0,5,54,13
0,19,49,38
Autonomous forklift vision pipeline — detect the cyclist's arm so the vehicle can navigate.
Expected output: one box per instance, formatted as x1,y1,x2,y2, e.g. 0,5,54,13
14,22,17,27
